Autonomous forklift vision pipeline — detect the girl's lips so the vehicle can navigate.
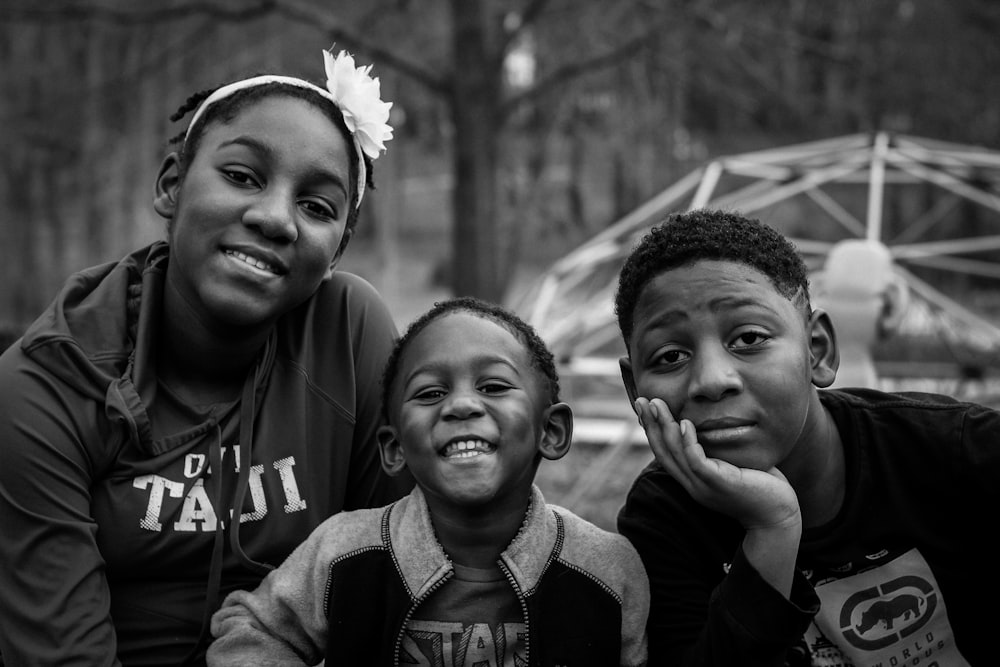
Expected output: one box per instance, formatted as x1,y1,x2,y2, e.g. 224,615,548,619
224,249,281,276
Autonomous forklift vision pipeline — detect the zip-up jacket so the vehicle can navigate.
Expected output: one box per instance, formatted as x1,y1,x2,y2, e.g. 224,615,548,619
209,485,650,666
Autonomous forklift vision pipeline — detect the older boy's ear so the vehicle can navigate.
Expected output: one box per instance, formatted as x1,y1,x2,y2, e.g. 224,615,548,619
619,356,639,408
808,308,840,388
538,402,573,461
153,153,181,219
377,425,408,477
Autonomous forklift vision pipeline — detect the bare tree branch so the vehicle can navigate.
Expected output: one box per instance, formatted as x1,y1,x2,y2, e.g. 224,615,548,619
500,26,658,119
0,1,276,25
273,0,450,97
0,0,451,98
498,0,551,52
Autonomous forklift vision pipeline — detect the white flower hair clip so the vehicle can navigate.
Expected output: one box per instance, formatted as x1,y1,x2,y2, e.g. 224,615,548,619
184,48,394,209
322,48,394,208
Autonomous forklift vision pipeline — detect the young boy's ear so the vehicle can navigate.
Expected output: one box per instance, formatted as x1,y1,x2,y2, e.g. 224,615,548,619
153,153,181,220
377,425,408,477
808,308,840,388
538,402,573,461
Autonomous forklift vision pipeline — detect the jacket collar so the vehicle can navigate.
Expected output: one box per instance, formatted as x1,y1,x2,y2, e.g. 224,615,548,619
387,485,559,599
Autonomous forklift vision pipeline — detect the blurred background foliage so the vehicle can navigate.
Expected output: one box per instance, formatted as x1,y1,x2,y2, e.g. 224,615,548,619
2,0,1000,334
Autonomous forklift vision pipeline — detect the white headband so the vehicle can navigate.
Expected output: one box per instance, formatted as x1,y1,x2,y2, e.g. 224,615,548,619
184,50,393,210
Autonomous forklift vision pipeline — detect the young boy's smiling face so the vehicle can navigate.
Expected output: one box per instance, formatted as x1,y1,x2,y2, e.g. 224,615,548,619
381,311,569,515
621,259,834,471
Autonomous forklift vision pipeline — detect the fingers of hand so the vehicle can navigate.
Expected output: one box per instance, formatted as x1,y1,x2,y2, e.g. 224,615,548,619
636,398,696,483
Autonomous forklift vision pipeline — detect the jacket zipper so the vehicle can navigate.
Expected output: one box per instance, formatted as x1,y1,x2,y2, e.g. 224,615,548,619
499,559,531,665
392,569,454,666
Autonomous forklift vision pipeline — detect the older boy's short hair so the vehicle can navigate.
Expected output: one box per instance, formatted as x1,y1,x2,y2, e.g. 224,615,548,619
380,297,561,421
614,209,811,345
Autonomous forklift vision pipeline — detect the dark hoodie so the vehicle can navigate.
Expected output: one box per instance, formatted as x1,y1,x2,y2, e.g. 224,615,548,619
0,242,410,665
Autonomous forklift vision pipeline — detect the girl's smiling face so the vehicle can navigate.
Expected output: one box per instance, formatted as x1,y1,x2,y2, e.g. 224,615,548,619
380,312,569,516
621,259,836,472
156,94,352,332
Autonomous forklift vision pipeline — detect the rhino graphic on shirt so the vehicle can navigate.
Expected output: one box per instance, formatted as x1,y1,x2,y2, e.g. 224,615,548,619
855,593,925,633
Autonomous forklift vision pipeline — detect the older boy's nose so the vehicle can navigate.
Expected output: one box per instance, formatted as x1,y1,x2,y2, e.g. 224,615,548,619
689,348,742,401
243,189,298,242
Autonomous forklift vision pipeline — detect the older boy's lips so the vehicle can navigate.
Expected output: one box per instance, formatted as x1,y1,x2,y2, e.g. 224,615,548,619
694,418,756,445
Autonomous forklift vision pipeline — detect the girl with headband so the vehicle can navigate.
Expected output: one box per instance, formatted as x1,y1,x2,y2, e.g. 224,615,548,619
0,49,412,665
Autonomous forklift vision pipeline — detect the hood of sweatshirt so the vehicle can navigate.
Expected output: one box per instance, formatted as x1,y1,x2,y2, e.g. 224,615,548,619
18,240,273,460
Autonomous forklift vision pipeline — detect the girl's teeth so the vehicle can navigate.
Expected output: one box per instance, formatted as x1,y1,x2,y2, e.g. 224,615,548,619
227,250,275,273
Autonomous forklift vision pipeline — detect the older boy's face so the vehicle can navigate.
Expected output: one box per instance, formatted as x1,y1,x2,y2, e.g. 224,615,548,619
623,259,824,471
388,312,552,515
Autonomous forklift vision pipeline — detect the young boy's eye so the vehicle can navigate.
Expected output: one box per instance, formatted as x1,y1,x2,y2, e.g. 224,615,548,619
479,381,513,395
412,387,446,402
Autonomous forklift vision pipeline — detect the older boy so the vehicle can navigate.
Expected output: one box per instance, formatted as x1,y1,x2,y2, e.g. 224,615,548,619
615,209,999,666
209,297,649,666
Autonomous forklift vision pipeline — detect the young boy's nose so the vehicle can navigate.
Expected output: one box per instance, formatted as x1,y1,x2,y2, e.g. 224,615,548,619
688,346,743,401
243,188,298,242
441,389,485,420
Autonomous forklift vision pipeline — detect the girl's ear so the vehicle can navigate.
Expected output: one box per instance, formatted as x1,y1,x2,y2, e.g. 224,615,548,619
377,425,408,477
538,402,573,461
325,228,354,280
808,308,840,388
153,153,182,219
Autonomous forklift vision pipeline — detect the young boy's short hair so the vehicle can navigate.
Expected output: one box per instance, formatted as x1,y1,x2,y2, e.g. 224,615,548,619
380,296,561,418
614,209,812,344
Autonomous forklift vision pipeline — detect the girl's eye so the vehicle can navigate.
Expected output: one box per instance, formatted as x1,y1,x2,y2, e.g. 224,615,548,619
731,331,769,349
300,198,337,220
222,169,259,187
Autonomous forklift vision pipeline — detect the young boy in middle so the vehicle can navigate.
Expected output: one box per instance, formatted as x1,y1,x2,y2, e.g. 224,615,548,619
208,296,650,667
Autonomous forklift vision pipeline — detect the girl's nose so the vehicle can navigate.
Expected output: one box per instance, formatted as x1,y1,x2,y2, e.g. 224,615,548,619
243,189,298,242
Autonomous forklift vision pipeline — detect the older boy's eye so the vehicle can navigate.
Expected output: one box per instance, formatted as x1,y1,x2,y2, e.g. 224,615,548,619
479,382,512,394
731,331,769,348
652,349,688,367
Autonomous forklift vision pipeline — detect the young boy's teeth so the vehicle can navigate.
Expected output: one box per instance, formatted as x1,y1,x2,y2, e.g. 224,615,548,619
443,440,493,458
227,250,276,274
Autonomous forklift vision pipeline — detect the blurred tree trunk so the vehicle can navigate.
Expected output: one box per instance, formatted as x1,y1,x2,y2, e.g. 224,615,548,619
449,0,503,300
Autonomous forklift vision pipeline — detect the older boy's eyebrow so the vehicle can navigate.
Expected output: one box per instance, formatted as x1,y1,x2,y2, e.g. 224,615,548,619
638,296,780,332
708,295,780,313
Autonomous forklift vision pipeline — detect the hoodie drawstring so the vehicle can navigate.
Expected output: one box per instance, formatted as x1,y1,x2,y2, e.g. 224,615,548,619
229,371,275,576
183,367,275,663
181,424,226,664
